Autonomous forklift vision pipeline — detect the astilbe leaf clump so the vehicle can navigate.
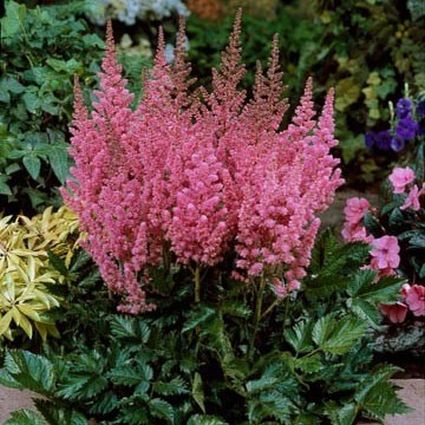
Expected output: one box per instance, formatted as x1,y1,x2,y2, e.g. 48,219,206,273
63,13,343,314
0,232,410,424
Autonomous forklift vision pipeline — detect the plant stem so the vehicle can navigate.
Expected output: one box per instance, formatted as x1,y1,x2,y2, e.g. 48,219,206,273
248,274,266,359
261,299,280,320
194,265,201,303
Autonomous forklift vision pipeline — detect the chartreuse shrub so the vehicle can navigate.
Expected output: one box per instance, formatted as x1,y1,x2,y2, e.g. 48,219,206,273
0,231,410,424
0,0,104,211
0,206,79,341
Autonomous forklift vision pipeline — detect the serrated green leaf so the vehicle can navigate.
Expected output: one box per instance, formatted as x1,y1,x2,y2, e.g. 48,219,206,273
312,314,367,355
295,353,323,374
3,350,55,394
187,415,229,425
153,376,188,396
34,399,89,425
350,298,381,327
3,409,46,425
361,381,410,420
88,391,119,415
324,402,357,425
149,398,174,423
348,270,404,304
183,305,215,333
57,374,108,401
355,364,402,405
284,320,314,353
109,316,137,339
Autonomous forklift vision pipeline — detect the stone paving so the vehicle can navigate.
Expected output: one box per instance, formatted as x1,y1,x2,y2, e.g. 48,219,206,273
0,379,424,424
0,387,37,424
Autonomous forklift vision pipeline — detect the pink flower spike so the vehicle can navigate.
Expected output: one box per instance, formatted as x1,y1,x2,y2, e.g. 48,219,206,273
370,235,400,270
287,279,301,292
271,278,287,299
388,167,415,194
401,185,422,211
405,284,425,317
380,302,408,324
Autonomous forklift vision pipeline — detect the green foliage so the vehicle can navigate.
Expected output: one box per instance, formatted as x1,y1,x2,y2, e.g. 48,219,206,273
0,231,410,424
4,409,47,425
0,1,104,211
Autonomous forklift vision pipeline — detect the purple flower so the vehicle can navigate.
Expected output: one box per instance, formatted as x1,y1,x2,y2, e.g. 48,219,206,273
375,130,392,150
365,132,375,148
396,116,419,141
390,136,405,152
396,98,412,119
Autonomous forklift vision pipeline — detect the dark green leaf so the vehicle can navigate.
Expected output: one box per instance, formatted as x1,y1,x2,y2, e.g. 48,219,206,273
187,415,229,425
284,320,314,353
183,305,215,333
22,92,40,113
312,314,367,355
23,154,41,180
2,350,55,394
192,372,206,413
3,409,46,425
148,398,174,423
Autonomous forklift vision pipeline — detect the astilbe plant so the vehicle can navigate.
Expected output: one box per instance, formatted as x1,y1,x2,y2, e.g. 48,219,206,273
63,12,343,314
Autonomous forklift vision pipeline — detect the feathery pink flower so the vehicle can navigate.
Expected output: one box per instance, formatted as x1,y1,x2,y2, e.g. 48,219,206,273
64,17,342,313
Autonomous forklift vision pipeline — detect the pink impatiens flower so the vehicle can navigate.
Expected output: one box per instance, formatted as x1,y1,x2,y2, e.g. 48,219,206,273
401,185,423,211
388,167,415,194
341,196,373,244
370,236,400,270
404,284,425,317
344,197,370,225
380,302,408,324
342,222,373,244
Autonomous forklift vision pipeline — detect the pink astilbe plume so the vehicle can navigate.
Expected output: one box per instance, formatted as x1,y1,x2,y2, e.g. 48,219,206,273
64,16,343,313
63,22,153,313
